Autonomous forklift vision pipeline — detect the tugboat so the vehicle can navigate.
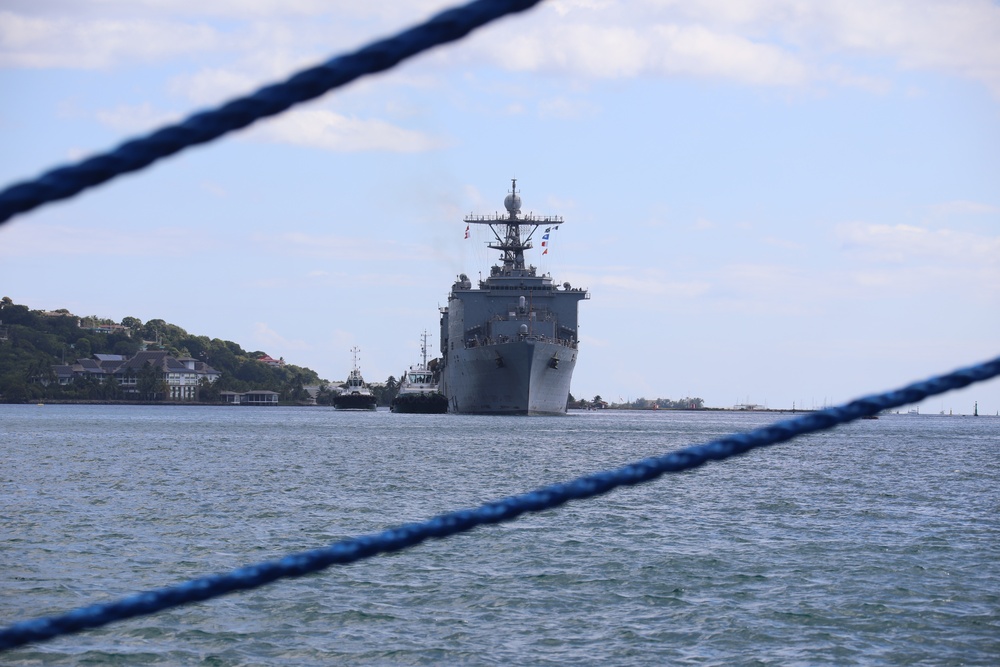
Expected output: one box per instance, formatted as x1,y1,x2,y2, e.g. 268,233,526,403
438,179,589,414
333,347,377,410
391,331,447,414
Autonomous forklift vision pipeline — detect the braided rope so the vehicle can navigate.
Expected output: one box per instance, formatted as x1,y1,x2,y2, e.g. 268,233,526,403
0,0,541,226
2,355,997,651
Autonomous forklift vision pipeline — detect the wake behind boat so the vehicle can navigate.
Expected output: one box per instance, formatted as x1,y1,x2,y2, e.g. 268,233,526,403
438,180,589,415
391,331,447,414
333,346,377,410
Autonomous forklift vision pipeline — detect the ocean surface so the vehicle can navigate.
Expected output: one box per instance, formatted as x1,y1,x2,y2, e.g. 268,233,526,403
1,405,998,666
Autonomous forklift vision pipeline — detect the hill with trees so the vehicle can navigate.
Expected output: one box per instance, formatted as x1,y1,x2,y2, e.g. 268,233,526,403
0,297,324,403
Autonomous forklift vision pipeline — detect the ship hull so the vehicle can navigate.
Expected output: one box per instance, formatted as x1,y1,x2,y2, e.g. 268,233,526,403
442,339,576,415
391,392,448,414
333,393,377,410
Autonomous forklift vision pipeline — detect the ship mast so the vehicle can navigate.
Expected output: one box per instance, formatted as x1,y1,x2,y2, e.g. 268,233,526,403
498,178,526,270
350,346,361,378
463,178,564,275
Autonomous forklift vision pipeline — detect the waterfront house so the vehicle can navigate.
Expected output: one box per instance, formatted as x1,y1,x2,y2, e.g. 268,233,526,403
49,351,219,401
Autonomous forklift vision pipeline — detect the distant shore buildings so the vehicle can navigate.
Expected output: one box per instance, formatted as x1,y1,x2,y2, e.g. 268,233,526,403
49,351,219,401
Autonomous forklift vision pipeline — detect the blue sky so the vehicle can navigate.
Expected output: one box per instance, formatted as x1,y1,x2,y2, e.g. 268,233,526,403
1,0,998,413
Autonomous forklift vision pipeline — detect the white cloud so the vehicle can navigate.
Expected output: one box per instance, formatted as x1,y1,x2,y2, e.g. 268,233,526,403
471,21,807,86
763,236,805,251
461,0,1000,94
4,1,999,97
537,96,599,119
651,24,808,85
929,200,999,216
0,1,451,24
252,322,311,351
168,67,263,106
256,231,431,261
0,11,224,68
200,181,229,198
836,221,1000,264
95,103,182,133
591,271,711,298
248,108,447,153
0,223,196,257
716,262,805,293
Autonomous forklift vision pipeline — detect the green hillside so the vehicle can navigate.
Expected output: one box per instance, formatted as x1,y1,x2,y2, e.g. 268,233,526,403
0,296,324,403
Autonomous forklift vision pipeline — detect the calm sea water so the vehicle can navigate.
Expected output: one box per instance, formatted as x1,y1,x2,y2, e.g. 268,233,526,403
2,405,998,666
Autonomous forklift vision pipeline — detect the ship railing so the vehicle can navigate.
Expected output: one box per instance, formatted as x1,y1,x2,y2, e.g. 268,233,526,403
464,214,564,224
464,334,577,349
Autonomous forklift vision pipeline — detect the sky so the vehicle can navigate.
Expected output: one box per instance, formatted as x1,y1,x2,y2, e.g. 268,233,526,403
1,0,998,414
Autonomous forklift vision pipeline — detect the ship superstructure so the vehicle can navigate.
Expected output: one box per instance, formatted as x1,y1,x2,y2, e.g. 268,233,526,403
439,180,589,414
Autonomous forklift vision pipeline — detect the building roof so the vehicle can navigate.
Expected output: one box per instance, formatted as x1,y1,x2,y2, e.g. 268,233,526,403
193,361,220,375
77,359,105,373
52,351,220,382
114,351,194,374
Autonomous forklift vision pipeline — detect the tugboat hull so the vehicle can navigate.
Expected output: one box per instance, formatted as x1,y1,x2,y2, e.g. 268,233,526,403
390,392,448,413
333,393,377,410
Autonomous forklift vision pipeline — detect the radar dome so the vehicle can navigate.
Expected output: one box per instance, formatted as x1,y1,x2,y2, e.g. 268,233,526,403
504,193,521,214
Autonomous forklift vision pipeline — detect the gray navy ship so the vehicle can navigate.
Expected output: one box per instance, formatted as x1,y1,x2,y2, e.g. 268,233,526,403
438,180,589,414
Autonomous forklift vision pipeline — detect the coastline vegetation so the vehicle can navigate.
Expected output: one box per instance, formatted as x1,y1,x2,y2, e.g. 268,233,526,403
0,297,323,404
567,394,706,410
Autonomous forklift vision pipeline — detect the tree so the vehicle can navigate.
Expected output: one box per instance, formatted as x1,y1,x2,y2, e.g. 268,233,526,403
0,302,33,325
206,339,238,374
236,359,272,385
102,374,122,400
316,384,336,406
137,361,163,401
380,375,399,406
177,335,209,360
2,381,29,403
121,316,142,330
113,339,140,356
74,337,92,358
197,376,221,402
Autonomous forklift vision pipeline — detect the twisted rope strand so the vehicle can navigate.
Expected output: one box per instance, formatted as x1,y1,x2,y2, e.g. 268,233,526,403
0,0,542,226
2,355,997,651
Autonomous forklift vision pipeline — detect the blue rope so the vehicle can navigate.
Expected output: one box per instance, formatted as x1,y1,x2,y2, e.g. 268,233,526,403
2,355,997,651
0,0,541,226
